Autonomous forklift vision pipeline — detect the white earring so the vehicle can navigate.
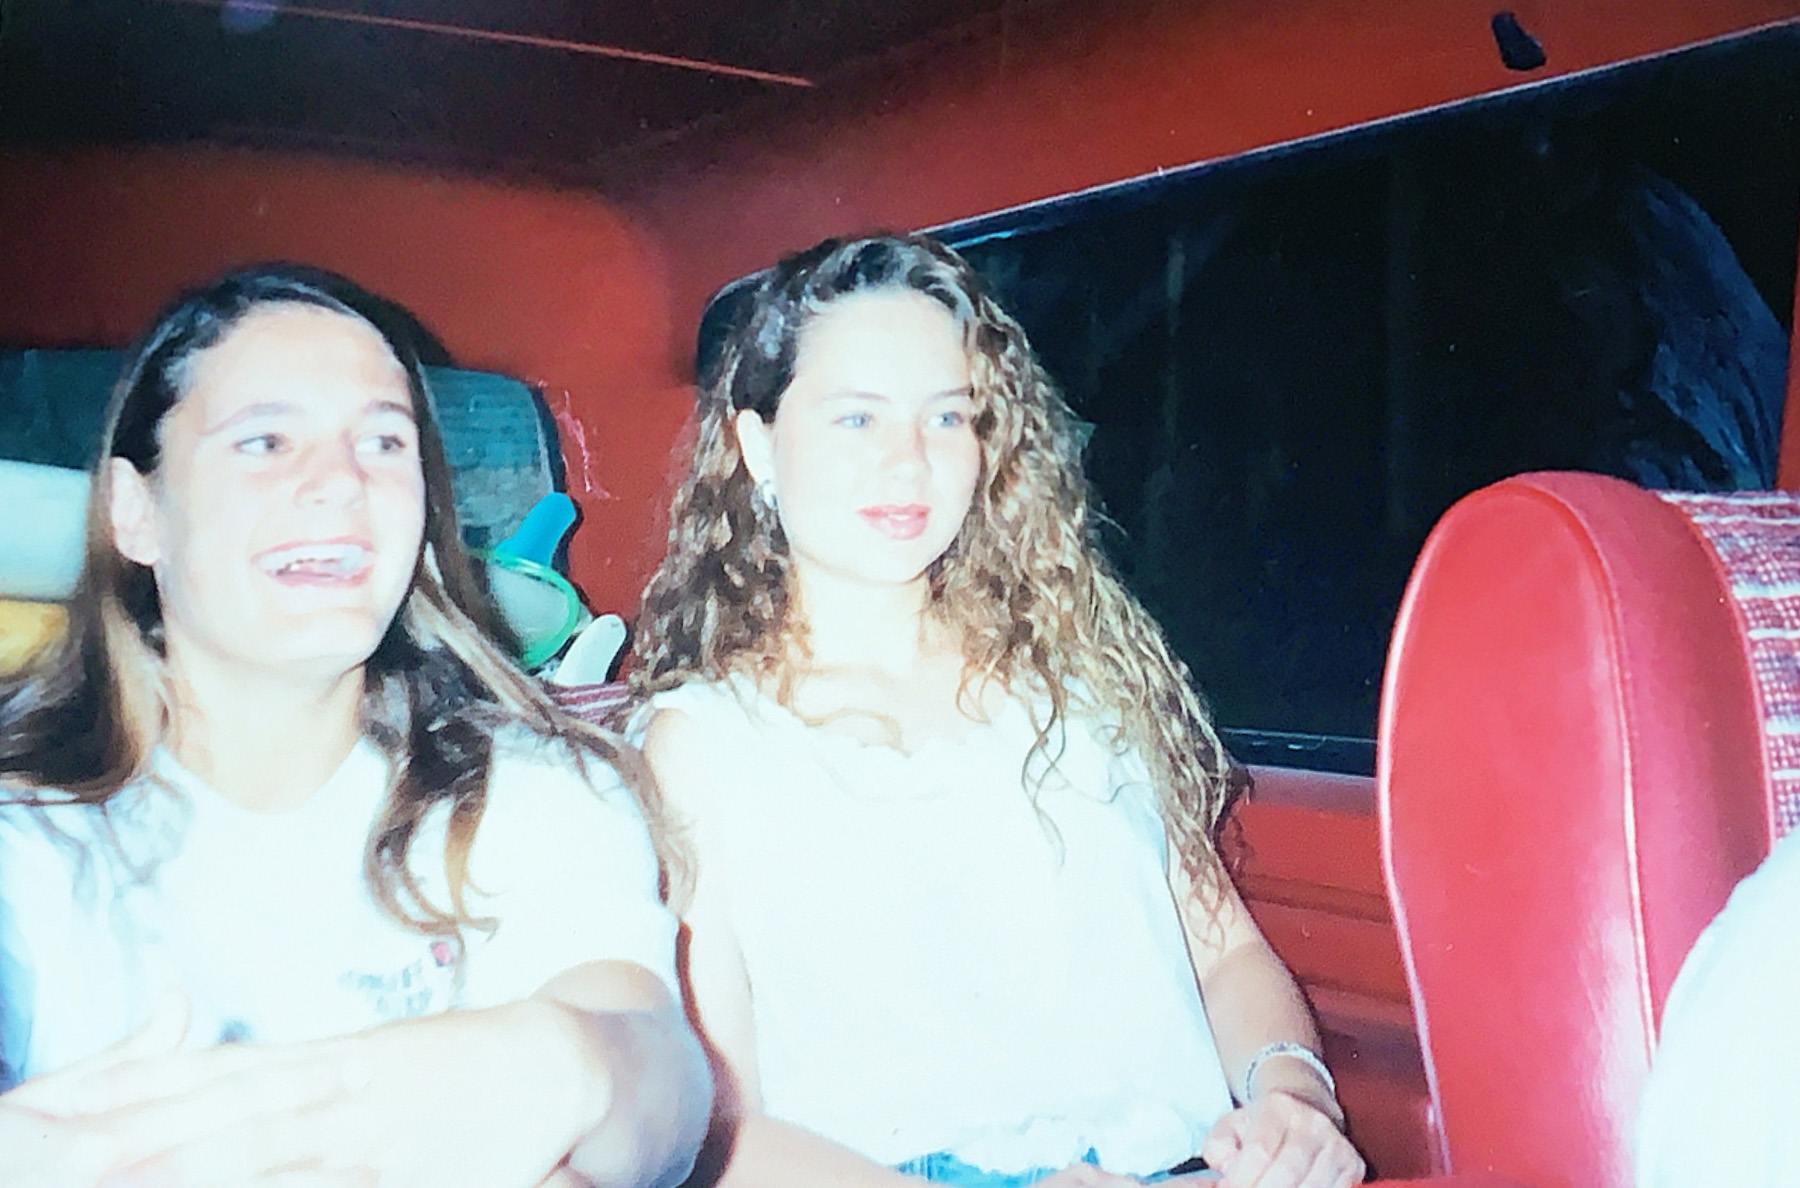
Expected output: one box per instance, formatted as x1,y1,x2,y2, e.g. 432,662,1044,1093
756,479,779,511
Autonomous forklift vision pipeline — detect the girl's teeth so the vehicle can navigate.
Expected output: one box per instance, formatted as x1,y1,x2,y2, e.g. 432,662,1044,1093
266,545,369,575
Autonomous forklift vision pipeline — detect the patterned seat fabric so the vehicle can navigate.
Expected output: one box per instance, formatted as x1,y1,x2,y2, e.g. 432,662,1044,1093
547,680,631,728
1659,490,1800,838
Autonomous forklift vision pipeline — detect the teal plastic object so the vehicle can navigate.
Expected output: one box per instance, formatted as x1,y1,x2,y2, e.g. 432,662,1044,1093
475,550,584,670
493,492,577,567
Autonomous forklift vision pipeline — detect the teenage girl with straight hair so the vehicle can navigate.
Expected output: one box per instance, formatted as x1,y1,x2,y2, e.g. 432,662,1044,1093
632,234,1365,1188
0,264,710,1188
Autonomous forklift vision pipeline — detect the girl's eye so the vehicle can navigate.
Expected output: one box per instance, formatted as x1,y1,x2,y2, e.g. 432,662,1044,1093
933,409,969,429
360,432,412,455
836,412,872,429
235,433,285,456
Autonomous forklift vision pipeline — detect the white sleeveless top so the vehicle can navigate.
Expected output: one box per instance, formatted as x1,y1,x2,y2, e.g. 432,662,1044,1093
656,676,1234,1176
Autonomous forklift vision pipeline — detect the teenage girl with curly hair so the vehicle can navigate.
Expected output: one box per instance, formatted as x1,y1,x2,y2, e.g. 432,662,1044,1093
632,233,1364,1188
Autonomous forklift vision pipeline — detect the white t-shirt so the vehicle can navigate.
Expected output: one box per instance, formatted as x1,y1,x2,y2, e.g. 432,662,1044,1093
656,676,1235,1177
1635,826,1800,1188
0,731,677,1087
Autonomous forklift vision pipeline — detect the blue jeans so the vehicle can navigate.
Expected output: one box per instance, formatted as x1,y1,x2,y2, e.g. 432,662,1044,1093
894,1150,1210,1185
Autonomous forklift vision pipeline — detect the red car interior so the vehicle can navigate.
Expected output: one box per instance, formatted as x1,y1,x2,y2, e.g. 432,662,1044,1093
5,3,1800,1184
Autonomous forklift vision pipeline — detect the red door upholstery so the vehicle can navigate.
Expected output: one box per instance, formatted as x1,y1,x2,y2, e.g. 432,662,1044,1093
1378,472,1772,1188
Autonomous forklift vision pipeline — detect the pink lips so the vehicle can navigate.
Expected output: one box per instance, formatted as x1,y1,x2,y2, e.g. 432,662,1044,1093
858,504,931,541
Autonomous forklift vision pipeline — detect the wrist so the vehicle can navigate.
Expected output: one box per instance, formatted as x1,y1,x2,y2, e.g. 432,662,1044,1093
1240,1042,1344,1130
1262,1079,1346,1132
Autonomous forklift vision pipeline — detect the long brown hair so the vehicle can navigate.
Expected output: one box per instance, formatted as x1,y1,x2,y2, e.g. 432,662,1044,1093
0,264,654,938
632,234,1247,892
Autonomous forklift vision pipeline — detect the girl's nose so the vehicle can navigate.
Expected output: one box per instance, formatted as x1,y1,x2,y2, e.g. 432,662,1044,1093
883,423,928,474
297,438,367,505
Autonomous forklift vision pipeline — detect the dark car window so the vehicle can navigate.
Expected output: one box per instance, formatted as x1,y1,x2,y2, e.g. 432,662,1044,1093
701,26,1800,774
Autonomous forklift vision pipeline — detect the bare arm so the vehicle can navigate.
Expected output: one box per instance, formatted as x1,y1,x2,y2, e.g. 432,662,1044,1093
11,963,709,1188
532,959,713,1188
1177,867,1336,1119
1176,862,1364,1187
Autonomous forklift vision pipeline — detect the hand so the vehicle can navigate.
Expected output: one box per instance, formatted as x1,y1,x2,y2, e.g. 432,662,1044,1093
1200,1091,1364,1188
62,998,606,1188
0,993,211,1188
1,1084,372,1188
1,1086,365,1188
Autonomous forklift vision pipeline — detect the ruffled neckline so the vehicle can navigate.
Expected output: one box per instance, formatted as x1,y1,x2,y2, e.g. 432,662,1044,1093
718,672,1042,797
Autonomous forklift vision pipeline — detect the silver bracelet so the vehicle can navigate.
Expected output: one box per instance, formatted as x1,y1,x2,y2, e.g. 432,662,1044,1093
1241,1041,1337,1102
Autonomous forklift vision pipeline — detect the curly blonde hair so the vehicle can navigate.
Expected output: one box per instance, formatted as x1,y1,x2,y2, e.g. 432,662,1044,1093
632,233,1247,890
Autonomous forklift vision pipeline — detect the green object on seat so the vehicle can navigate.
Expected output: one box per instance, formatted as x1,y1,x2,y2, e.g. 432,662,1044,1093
474,550,584,670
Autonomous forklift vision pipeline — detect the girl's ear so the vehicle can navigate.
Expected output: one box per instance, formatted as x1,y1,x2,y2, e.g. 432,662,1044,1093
734,409,777,491
108,458,163,567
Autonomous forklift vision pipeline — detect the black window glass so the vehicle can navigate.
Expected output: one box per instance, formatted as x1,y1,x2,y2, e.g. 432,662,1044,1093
699,27,1800,774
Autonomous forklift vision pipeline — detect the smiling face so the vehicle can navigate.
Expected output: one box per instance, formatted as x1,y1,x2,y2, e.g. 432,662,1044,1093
108,302,427,684
735,288,982,597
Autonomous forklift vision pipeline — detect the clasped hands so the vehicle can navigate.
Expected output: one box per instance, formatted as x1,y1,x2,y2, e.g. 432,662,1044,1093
1030,1089,1363,1188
